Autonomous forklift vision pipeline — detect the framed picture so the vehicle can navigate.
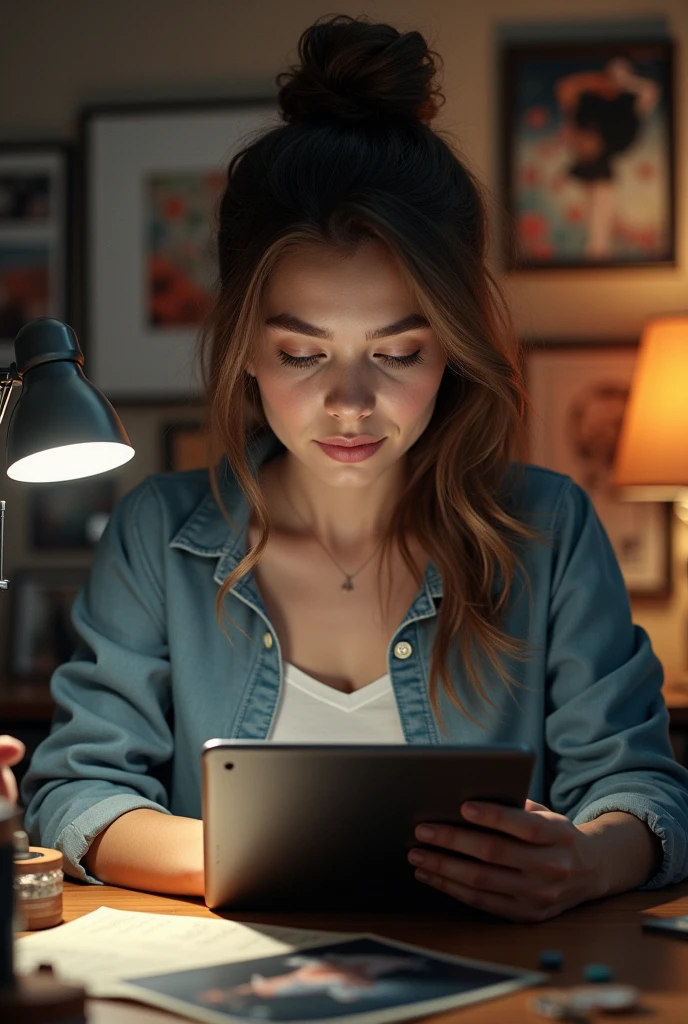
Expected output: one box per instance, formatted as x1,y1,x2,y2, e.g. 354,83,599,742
8,567,91,680
0,141,72,365
80,98,281,403
524,341,672,597
28,475,117,550
501,40,674,268
162,421,211,472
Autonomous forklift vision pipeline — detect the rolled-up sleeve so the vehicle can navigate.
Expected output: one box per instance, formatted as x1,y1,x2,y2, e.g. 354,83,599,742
544,478,688,889
20,478,173,884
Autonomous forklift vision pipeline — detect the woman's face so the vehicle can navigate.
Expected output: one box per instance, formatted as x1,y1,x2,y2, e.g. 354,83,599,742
245,240,448,487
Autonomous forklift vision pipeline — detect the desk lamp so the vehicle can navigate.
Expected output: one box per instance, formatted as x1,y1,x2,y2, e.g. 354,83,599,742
613,313,688,669
0,317,135,1020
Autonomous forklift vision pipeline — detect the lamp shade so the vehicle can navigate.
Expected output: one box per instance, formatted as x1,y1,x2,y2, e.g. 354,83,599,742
613,315,688,500
5,318,135,483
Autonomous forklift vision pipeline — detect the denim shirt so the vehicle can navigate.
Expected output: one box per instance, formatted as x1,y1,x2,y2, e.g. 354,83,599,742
21,425,688,889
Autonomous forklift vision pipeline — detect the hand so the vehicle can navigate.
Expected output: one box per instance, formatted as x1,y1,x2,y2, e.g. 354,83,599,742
0,734,26,805
408,799,602,923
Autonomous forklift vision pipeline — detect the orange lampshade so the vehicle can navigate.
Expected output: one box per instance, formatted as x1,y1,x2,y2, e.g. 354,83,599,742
613,315,688,500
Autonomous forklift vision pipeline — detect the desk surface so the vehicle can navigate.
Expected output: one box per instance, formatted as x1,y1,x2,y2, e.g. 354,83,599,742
23,878,688,1023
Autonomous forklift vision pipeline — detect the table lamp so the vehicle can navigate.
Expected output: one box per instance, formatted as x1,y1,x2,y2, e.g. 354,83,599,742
0,317,135,1021
613,314,688,687
613,314,688,520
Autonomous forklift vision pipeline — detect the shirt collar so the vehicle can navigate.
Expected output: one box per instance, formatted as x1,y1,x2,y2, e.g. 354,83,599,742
169,425,443,599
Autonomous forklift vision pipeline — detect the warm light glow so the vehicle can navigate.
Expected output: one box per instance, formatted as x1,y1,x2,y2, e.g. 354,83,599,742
7,441,135,483
613,315,688,498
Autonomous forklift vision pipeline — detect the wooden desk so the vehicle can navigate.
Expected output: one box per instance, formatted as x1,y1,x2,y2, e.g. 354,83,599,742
20,878,688,1022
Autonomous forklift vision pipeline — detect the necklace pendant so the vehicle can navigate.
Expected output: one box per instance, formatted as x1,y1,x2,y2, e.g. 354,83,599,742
342,577,354,592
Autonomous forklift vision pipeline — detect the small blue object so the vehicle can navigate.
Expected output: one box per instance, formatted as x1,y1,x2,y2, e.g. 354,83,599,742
539,949,563,969
584,963,613,983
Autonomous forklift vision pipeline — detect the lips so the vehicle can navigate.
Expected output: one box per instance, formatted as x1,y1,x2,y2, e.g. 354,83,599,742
316,438,385,462
319,436,382,447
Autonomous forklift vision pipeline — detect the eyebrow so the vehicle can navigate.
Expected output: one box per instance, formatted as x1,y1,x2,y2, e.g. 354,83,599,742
264,312,431,341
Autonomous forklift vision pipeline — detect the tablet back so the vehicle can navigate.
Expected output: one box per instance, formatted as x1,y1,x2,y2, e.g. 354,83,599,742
202,743,535,913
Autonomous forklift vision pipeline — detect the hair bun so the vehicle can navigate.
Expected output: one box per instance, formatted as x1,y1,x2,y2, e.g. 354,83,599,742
276,14,444,127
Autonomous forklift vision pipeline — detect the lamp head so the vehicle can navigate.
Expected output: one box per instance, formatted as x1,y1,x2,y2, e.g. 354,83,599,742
5,318,134,483
613,313,688,502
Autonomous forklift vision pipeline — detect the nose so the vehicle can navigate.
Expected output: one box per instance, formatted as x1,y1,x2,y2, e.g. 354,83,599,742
322,362,376,420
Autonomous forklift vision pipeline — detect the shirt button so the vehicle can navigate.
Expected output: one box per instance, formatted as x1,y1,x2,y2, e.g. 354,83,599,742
394,641,412,660
263,631,273,649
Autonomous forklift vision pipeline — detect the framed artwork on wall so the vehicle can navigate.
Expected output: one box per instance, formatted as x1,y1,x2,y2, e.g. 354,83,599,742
524,341,672,597
0,140,72,366
80,98,281,403
500,39,674,269
8,567,90,680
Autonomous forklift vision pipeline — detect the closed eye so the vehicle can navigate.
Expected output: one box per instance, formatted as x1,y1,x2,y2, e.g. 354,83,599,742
277,350,424,369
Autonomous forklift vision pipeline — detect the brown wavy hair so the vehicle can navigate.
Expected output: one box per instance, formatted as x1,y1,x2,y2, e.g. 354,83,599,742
196,13,537,734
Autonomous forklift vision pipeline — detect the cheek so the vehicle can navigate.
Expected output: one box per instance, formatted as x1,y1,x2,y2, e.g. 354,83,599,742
389,370,444,423
253,371,316,427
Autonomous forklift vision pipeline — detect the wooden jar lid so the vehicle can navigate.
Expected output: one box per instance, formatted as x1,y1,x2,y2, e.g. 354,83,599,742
14,848,63,875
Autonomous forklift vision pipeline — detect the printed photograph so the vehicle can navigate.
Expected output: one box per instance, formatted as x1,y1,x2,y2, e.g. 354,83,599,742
502,41,674,267
125,936,538,1023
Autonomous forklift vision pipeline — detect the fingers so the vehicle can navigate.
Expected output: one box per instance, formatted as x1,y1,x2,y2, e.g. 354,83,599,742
0,737,25,806
524,798,551,814
414,808,564,854
412,870,524,920
0,765,19,805
414,824,573,876
410,847,524,892
409,836,573,891
459,801,567,844
412,802,577,876
0,735,26,767
411,800,580,923
413,869,559,923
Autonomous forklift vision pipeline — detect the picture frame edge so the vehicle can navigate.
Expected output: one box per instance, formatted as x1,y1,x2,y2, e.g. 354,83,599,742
522,337,674,598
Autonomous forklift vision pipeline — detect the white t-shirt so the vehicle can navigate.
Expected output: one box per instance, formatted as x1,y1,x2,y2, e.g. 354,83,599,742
267,661,407,743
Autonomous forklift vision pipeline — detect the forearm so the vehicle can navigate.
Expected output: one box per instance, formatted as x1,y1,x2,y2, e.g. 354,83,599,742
577,811,663,898
81,809,204,896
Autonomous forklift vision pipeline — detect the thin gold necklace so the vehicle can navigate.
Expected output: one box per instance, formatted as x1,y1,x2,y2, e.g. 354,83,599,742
277,473,384,592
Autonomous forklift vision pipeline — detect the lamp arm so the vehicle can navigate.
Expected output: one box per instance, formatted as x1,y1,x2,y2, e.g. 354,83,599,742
0,365,21,428
0,365,20,593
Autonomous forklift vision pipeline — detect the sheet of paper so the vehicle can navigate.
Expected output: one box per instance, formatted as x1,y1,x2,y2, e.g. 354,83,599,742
15,905,357,998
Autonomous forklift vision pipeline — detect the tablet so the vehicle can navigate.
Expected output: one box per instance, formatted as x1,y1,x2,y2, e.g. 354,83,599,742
202,742,535,913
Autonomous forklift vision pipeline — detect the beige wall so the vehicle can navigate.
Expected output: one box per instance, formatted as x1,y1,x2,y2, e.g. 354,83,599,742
0,0,686,680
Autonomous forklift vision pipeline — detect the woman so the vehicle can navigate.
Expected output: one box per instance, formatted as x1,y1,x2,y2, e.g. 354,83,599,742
21,14,688,921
